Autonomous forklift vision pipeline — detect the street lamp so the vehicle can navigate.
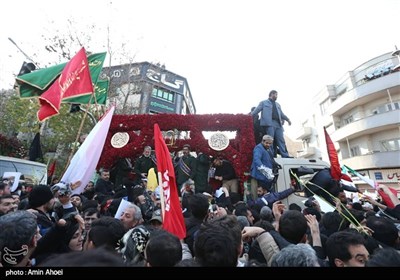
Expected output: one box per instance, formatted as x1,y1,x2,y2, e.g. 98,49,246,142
8,37,40,69
69,104,97,125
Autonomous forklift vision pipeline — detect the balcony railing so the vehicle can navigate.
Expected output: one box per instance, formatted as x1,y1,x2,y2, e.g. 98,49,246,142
342,150,400,169
296,127,313,140
297,146,317,158
332,109,400,142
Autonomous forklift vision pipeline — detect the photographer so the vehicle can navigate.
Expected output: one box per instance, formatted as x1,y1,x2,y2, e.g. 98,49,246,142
130,184,155,223
304,196,322,212
302,196,323,222
50,182,79,221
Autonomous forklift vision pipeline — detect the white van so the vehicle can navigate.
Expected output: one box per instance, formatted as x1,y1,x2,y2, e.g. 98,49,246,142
273,158,330,208
0,156,47,186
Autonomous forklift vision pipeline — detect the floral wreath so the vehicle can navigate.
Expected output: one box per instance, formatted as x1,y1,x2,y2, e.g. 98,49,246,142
98,113,255,192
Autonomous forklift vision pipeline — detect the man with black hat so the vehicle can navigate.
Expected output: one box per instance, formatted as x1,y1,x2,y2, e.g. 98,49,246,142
28,185,56,236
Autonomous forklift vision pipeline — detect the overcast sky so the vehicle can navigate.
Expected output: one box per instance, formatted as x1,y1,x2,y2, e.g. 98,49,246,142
1,0,399,138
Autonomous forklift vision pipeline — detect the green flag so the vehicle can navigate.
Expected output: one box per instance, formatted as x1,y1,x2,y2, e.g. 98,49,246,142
17,63,65,98
63,79,109,105
16,52,107,99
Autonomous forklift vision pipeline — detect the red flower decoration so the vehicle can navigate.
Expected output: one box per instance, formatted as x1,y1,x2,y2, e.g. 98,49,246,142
98,113,255,193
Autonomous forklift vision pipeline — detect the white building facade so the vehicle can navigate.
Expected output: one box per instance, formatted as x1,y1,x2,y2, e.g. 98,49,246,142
296,51,400,190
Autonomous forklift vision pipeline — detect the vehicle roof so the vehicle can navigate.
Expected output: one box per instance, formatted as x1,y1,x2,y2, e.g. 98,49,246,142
0,155,47,167
274,158,329,167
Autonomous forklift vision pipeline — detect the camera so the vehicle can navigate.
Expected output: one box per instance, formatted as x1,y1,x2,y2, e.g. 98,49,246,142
209,204,218,213
304,197,316,208
51,182,71,197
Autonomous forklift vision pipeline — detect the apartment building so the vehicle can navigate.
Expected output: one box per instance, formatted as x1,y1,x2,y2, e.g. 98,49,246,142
296,50,400,190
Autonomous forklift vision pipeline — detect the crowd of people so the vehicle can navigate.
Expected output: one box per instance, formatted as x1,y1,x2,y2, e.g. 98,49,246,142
1,144,399,268
0,89,399,268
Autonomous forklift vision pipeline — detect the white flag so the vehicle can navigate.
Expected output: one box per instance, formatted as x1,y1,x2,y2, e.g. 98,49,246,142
62,106,115,195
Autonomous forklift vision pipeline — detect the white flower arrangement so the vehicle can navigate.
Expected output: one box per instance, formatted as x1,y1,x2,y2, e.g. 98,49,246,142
257,165,274,180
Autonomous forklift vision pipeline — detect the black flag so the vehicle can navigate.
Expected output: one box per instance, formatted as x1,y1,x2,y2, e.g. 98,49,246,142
29,132,43,162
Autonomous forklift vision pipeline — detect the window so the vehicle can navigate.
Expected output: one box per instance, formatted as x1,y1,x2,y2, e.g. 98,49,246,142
319,99,331,115
381,138,400,151
343,115,354,125
152,87,175,103
387,102,400,111
303,138,310,149
350,146,360,157
0,156,47,185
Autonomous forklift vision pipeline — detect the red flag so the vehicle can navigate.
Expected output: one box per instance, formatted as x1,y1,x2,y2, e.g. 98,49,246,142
324,126,341,181
153,123,186,239
48,160,57,178
37,47,94,121
378,188,398,209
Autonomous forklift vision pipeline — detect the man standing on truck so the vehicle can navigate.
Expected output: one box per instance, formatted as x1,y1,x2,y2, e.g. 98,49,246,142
251,90,291,158
250,135,281,193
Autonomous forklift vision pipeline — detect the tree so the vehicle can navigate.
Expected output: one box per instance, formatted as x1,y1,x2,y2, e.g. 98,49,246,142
0,133,24,158
2,15,143,173
0,90,39,138
0,89,93,172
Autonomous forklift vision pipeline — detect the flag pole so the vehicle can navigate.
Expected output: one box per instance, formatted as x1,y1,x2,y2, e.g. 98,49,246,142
157,172,166,220
61,95,95,177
